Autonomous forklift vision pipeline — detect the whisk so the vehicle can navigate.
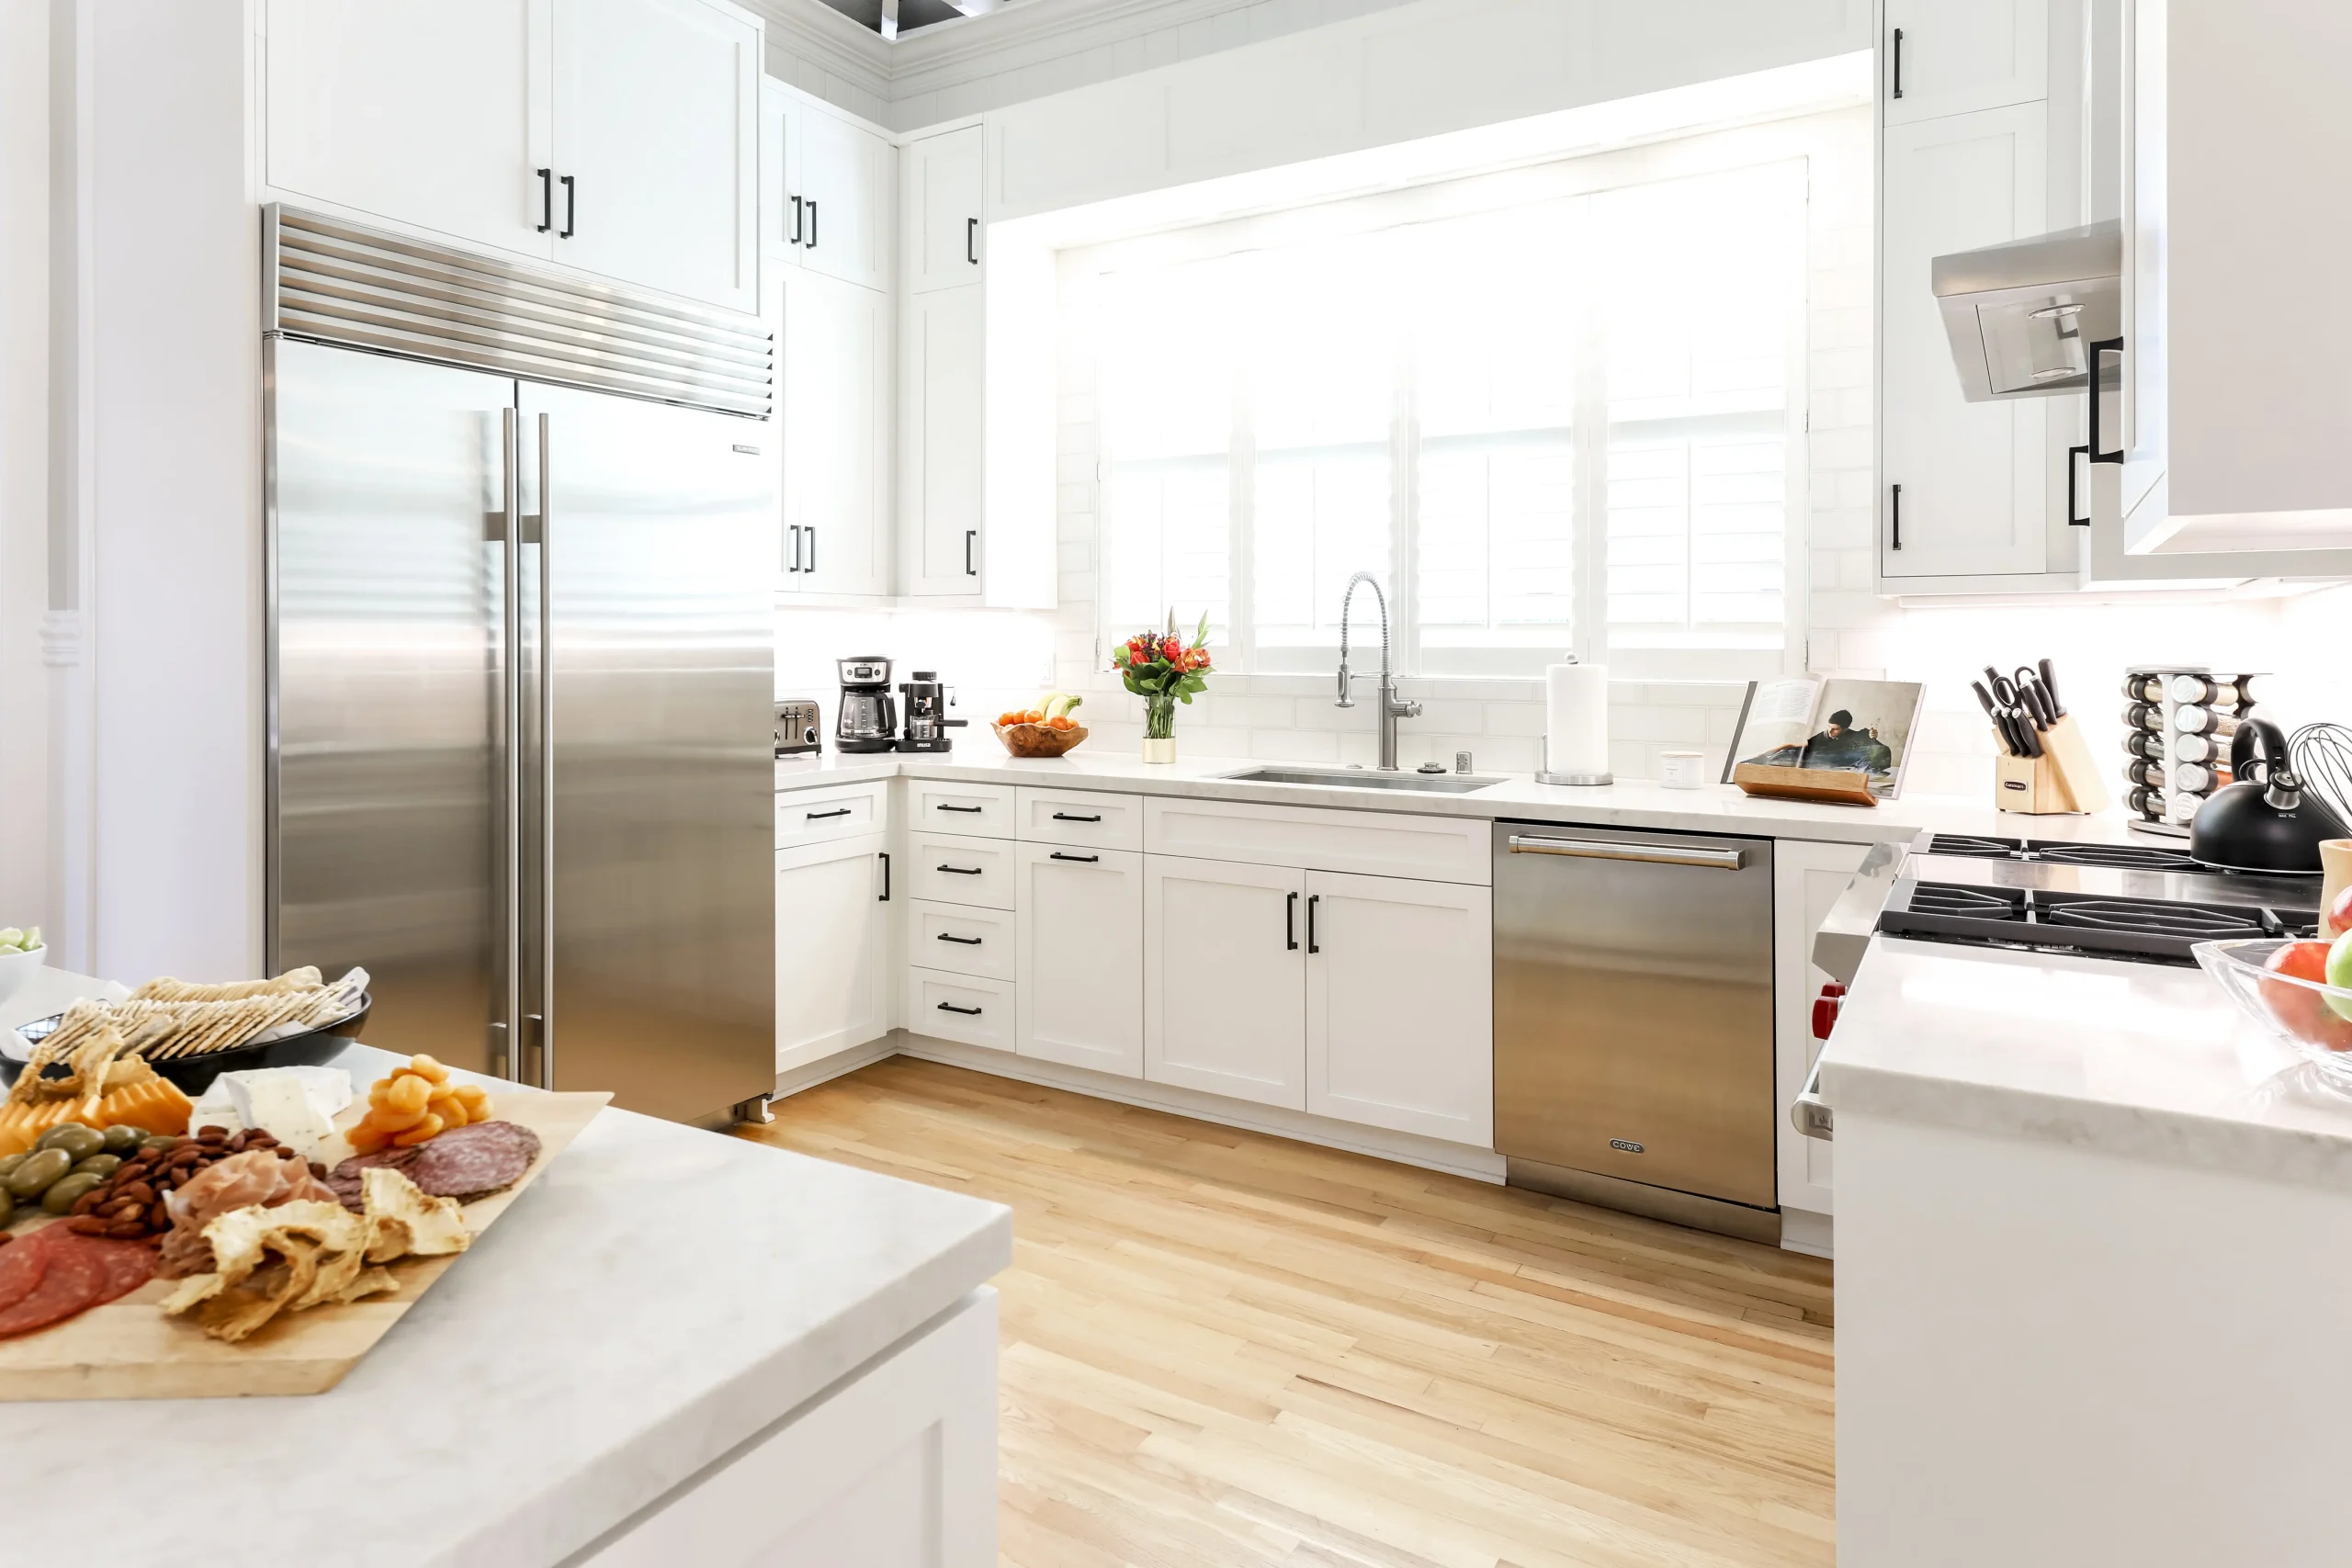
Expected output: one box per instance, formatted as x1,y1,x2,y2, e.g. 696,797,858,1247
2290,722,2352,830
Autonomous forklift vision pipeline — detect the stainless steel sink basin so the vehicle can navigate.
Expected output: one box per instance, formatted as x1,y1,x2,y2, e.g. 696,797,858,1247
1217,765,1503,794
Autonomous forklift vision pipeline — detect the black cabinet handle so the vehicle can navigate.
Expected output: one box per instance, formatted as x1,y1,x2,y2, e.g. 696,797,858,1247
805,807,851,820
1889,482,1903,552
1049,851,1099,863
1286,890,1298,952
967,217,978,265
2067,444,2091,525
937,1000,983,1016
791,194,804,245
537,168,553,233
2086,338,2126,464
808,199,818,250
1306,893,1319,954
965,529,978,576
879,852,890,901
936,803,982,813
559,175,575,239
936,863,982,875
1050,812,1101,823
786,524,801,572
806,525,816,572
1891,27,1904,98
936,931,982,945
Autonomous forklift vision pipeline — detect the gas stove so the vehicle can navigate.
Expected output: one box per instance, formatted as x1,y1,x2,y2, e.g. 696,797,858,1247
1873,831,2321,966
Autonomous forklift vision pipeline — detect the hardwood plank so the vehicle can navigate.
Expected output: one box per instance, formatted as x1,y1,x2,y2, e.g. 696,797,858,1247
739,1058,1835,1566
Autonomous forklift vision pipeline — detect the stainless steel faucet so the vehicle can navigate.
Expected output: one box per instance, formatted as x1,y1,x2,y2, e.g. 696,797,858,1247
1335,571,1419,771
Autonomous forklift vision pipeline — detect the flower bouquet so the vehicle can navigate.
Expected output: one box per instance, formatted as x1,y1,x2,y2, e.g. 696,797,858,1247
1113,612,1213,763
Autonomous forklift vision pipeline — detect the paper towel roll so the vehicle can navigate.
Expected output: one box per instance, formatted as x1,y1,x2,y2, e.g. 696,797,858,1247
1543,660,1611,784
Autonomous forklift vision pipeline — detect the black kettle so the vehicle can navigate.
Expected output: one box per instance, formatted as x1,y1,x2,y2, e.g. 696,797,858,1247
2189,718,2348,874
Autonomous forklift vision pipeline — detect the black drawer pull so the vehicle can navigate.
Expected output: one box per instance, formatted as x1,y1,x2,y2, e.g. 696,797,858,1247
936,803,982,813
936,932,983,945
1286,890,1298,951
805,807,852,820
879,852,889,902
967,216,978,265
937,1000,983,1016
1307,893,1320,954
936,863,982,875
1051,812,1102,822
1049,852,1099,863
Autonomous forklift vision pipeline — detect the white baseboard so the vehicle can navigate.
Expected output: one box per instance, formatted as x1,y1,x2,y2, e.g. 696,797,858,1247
891,1032,1507,1185
771,1036,899,1100
1780,1205,1834,1258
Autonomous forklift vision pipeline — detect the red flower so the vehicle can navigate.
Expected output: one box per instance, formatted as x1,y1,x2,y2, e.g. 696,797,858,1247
1161,638,1181,659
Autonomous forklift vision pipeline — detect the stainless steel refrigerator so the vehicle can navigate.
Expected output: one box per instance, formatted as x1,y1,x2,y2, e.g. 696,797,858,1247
264,207,775,1124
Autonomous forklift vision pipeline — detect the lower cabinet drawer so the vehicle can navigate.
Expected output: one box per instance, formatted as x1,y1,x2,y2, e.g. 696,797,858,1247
906,831,1016,909
906,967,1014,1052
909,899,1015,982
775,783,887,848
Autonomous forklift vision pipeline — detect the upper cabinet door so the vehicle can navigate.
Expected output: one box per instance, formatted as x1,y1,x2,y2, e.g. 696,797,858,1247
900,285,986,596
759,81,804,265
906,128,984,294
1883,0,2048,124
779,267,893,598
550,0,759,312
798,110,893,294
1880,102,2054,580
263,0,552,261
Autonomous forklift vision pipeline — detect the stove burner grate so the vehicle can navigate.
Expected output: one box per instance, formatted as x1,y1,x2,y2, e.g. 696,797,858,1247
1925,834,2025,860
2026,841,2204,871
2035,895,2271,940
1905,882,2022,919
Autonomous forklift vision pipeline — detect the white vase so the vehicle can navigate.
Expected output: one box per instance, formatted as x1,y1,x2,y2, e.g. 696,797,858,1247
1141,738,1177,764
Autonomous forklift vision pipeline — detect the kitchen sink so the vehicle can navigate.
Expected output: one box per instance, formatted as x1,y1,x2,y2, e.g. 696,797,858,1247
1217,765,1504,794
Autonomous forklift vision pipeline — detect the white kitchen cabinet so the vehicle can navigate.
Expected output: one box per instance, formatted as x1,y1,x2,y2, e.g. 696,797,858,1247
1304,872,1492,1148
1879,101,2075,587
910,900,1014,984
1882,0,2048,124
1016,844,1143,1077
774,833,888,1073
899,285,986,597
905,127,984,295
773,781,885,848
1144,856,1306,1110
762,82,892,293
910,781,1015,838
1772,840,1869,1219
1014,787,1145,852
774,266,892,597
907,967,1014,1053
262,0,551,263
550,0,758,313
2101,0,2352,569
262,0,760,312
908,831,1015,910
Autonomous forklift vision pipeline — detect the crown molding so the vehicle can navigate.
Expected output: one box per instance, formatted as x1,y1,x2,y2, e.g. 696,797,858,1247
739,0,893,98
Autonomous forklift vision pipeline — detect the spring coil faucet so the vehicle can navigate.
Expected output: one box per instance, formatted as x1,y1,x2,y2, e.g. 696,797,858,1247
1335,571,1419,771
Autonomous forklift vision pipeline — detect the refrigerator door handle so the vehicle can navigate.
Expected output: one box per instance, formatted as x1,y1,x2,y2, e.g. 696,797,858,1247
498,407,523,1078
535,412,556,1089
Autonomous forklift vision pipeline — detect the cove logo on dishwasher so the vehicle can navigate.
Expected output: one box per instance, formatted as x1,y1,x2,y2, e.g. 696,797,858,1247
1609,1138,1645,1155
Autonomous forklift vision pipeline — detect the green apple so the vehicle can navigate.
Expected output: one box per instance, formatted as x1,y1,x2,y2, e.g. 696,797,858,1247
2329,929,2352,1022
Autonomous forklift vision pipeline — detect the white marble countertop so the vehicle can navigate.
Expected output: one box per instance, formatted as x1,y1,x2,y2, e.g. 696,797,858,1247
1819,937,2352,1190
777,747,2157,848
1,970,1012,1566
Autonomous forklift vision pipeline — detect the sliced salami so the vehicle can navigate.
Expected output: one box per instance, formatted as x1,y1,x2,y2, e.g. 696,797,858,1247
0,1235,104,1338
404,1120,540,1201
79,1235,158,1305
0,1227,52,1313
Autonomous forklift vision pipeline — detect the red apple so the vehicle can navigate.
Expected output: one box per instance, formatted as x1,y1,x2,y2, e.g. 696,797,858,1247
2261,940,2352,1050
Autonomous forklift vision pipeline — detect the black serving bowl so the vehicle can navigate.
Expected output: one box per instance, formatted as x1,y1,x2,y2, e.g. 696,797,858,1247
3,995,372,1097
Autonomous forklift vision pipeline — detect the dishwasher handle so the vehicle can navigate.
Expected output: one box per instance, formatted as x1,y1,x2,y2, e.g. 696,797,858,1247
1506,833,1747,871
1792,1054,1833,1141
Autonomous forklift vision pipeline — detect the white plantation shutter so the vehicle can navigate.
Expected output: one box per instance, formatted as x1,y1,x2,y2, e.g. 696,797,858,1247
1086,149,1805,677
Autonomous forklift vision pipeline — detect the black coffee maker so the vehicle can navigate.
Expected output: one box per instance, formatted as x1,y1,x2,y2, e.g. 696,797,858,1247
898,671,966,753
834,657,899,754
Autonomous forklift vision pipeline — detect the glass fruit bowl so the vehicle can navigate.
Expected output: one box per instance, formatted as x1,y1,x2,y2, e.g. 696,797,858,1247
2196,937,2352,1083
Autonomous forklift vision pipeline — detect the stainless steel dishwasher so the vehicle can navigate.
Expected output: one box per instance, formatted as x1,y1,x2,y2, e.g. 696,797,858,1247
1492,821,1779,1242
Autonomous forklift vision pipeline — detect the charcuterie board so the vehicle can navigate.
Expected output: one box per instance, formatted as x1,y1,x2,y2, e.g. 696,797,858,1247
0,1089,607,1401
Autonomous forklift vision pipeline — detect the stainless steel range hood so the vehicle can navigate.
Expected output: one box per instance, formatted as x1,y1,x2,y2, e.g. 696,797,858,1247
1933,220,2121,402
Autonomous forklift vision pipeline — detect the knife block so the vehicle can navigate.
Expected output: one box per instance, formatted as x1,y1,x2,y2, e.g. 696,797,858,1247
1995,750,2084,814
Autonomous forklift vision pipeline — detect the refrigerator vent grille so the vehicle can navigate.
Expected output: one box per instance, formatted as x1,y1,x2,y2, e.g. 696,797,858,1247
265,205,773,419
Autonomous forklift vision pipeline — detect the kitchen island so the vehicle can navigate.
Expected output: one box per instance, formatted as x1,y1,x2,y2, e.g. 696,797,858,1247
1819,937,2352,1567
0,971,1011,1567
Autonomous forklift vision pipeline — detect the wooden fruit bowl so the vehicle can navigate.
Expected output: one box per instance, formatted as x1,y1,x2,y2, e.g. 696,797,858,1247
994,721,1088,759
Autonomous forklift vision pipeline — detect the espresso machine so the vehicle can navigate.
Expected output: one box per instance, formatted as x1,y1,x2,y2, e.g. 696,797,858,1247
899,671,966,753
834,657,899,753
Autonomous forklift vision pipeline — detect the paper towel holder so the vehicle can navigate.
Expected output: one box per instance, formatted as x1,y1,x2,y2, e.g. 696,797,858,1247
1537,654,1612,786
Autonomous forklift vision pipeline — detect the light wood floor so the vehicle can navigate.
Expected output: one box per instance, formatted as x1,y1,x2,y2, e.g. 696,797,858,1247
739,1058,1834,1568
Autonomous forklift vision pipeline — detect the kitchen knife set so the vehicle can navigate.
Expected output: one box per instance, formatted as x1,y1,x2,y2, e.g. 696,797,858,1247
1973,660,2064,758
1976,659,2112,815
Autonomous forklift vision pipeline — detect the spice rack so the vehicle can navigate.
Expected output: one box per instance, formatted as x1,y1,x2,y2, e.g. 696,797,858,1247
2121,666,2262,839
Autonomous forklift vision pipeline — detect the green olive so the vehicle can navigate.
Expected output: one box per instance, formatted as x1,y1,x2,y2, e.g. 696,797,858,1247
100,1123,143,1153
40,1171,104,1217
0,1190,13,1227
34,1124,105,1162
70,1153,122,1182
5,1148,73,1199
141,1134,181,1152
0,1153,25,1180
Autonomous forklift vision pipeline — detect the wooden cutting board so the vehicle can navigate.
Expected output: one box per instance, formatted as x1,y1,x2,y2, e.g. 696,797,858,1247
0,1089,608,1400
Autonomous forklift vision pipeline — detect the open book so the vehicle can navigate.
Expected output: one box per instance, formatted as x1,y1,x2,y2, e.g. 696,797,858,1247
1722,677,1924,798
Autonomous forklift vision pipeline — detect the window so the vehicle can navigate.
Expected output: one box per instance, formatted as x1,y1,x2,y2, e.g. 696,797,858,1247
1087,146,1808,680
